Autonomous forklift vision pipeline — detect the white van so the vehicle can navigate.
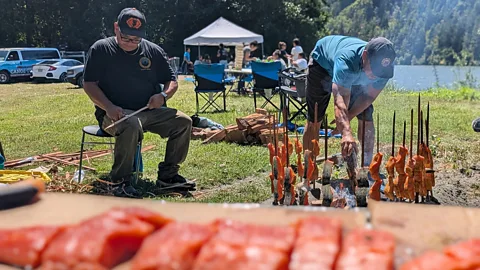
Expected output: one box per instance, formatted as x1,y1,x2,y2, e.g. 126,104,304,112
0,48,61,83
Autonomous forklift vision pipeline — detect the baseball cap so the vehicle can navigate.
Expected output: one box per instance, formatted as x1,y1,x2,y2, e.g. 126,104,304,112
117,8,146,38
365,37,396,79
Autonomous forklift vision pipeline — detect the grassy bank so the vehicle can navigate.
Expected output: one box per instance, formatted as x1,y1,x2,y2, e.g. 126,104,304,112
1,81,479,203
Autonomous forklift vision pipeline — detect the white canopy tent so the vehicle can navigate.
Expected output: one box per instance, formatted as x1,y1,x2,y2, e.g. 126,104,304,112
183,17,264,57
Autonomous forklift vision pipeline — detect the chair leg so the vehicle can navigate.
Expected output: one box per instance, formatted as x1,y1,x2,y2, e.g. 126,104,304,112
78,131,86,183
195,92,200,114
223,90,226,111
134,142,141,184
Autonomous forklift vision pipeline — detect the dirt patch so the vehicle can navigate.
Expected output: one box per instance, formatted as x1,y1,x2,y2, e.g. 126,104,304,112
432,166,480,207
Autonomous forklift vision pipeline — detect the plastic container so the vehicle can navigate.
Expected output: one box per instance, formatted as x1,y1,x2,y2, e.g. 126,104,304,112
0,153,4,169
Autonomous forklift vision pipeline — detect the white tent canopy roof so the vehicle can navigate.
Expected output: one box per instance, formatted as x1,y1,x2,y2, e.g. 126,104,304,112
183,17,264,46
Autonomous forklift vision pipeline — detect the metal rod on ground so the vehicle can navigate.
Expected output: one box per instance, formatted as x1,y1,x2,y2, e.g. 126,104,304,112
104,106,149,130
362,111,366,166
392,111,396,157
426,102,430,147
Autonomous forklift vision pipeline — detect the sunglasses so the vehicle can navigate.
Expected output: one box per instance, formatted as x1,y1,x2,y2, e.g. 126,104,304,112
119,32,142,44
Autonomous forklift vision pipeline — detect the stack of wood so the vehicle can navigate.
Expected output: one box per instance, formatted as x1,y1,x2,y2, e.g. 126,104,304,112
234,45,244,69
202,109,285,145
4,145,155,171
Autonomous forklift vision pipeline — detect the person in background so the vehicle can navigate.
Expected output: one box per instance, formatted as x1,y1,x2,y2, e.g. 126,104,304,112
217,43,228,66
182,47,193,74
203,54,212,64
194,55,204,65
303,35,396,172
278,41,289,65
291,52,308,72
267,50,287,70
243,41,259,68
291,38,303,61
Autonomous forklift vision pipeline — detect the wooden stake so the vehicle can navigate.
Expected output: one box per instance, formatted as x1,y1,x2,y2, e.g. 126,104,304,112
377,113,380,153
392,111,396,157
410,109,414,158
417,94,421,155
403,120,406,147
362,110,366,166
324,114,328,161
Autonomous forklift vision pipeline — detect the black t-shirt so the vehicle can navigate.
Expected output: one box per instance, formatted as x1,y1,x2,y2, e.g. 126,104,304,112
217,48,228,61
279,50,288,64
83,37,175,124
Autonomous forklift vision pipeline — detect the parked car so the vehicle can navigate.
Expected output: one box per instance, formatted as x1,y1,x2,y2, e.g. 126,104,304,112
0,47,61,83
31,59,83,82
66,64,84,88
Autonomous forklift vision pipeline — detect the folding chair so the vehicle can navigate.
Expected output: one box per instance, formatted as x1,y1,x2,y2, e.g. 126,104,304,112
78,125,142,183
279,68,308,122
251,61,282,110
193,64,227,113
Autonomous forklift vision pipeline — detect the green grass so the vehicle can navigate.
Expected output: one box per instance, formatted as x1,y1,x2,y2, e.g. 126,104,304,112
1,81,480,203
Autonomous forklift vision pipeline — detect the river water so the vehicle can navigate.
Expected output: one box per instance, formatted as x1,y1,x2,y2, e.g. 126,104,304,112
389,65,480,90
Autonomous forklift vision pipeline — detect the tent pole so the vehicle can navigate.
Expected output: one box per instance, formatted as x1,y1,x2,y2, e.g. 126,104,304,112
261,43,264,59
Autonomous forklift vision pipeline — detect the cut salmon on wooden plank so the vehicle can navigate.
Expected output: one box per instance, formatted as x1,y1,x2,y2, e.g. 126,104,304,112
400,239,480,270
335,228,395,270
40,207,172,270
289,217,342,270
443,239,480,269
0,225,65,268
193,219,295,270
131,222,216,270
399,251,461,270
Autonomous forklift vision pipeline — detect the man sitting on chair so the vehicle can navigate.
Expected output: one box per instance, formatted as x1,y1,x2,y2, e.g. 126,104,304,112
83,7,195,197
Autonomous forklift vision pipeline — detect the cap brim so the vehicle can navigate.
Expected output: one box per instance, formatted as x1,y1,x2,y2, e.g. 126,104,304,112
120,26,146,39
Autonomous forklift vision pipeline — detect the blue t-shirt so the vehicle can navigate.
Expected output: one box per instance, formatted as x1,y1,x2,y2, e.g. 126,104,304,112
184,51,190,62
311,35,388,91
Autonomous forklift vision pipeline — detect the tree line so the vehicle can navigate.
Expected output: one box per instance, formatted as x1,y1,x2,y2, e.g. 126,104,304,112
0,0,477,66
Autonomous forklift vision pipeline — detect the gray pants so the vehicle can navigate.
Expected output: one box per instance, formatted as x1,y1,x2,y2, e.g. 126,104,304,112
101,107,192,181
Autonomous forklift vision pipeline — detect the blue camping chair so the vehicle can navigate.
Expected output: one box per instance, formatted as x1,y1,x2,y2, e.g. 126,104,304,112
251,61,282,110
193,64,227,113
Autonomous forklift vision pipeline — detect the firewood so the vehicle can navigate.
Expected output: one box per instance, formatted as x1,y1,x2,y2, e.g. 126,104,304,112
226,129,247,143
38,155,96,171
255,108,268,115
202,130,226,144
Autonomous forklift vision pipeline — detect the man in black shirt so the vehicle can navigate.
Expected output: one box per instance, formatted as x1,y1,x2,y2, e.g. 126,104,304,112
83,8,195,196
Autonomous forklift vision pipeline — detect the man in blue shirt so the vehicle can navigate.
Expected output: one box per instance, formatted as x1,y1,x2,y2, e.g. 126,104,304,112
303,35,396,168
182,47,192,74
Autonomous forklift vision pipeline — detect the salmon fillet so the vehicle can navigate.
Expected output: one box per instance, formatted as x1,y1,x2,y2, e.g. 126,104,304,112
131,222,215,270
401,239,480,270
193,219,295,270
40,207,172,270
0,225,65,268
289,217,342,270
336,228,395,270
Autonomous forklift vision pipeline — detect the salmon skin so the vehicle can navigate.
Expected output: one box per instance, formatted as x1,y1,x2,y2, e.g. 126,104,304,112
40,207,172,270
193,219,295,270
336,228,395,270
0,225,65,268
289,217,342,270
401,238,480,270
131,222,216,270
